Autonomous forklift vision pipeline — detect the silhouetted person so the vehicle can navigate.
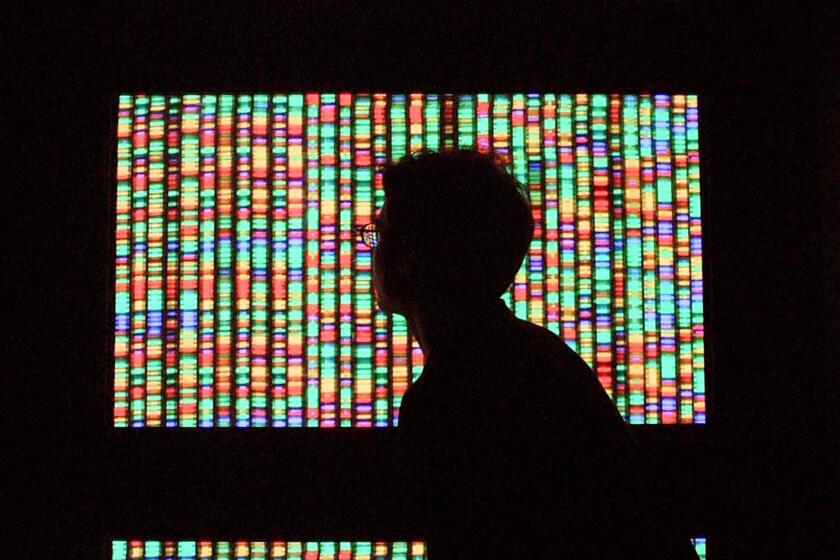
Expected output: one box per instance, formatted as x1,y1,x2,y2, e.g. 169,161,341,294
371,149,699,559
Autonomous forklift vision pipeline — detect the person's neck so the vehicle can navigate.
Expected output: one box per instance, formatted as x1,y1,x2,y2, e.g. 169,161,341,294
404,297,506,365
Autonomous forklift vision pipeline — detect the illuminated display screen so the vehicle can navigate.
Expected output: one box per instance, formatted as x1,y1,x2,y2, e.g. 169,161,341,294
111,538,707,559
111,541,426,559
114,93,706,427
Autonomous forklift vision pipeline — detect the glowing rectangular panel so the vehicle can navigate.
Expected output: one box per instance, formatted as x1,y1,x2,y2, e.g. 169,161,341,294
114,93,706,427
111,538,708,558
111,541,426,559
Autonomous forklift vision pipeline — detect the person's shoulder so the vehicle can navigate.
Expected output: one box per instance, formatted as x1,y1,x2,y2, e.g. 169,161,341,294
512,318,638,454
510,318,622,418
512,318,592,382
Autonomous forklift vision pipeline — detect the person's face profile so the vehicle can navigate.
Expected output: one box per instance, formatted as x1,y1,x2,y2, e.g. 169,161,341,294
372,202,395,312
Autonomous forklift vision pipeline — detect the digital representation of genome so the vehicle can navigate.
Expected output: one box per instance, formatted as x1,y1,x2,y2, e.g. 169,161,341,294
113,92,706,427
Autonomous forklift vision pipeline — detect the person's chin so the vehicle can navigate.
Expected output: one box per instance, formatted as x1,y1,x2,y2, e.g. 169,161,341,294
375,290,402,314
374,289,391,312
376,298,396,313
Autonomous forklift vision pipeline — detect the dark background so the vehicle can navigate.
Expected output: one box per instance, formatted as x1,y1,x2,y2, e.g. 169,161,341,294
7,2,834,558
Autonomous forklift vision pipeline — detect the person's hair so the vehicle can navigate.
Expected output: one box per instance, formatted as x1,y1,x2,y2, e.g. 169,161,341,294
380,148,534,303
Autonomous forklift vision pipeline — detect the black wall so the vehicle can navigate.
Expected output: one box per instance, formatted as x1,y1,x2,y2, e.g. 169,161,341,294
8,3,832,558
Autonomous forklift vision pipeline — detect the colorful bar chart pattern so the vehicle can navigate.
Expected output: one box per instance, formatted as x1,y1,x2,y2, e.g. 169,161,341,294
111,538,707,559
113,93,706,427
111,541,425,560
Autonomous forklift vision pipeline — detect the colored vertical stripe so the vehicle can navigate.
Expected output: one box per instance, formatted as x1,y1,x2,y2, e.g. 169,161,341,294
338,92,355,425
287,93,305,427
130,95,149,425
609,94,627,416
271,93,289,426
234,95,253,427
510,94,528,320
198,94,217,426
146,95,166,426
352,93,373,427
216,94,235,426
114,95,132,427
319,92,338,427
372,93,389,427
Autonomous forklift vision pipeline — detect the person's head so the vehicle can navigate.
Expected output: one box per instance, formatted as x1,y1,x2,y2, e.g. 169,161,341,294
372,148,534,315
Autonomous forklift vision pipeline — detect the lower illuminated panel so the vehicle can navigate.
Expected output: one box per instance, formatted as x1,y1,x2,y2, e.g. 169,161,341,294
113,538,707,559
112,542,426,559
692,537,707,560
